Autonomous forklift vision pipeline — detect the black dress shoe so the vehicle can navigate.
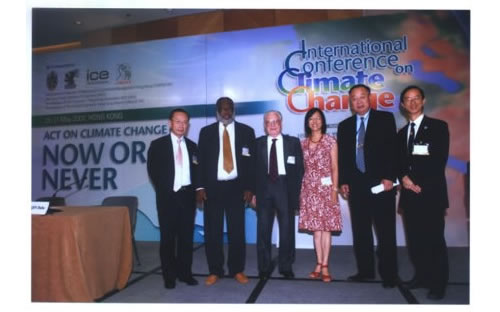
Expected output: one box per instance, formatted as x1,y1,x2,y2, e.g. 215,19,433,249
164,280,176,289
178,276,199,286
427,290,445,300
280,271,295,279
347,273,375,282
404,278,428,290
259,272,270,281
382,280,398,288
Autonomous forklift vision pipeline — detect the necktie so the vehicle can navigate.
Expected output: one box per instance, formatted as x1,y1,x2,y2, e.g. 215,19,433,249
173,138,183,192
408,122,416,155
176,138,183,167
356,117,366,173
223,125,234,173
269,138,278,182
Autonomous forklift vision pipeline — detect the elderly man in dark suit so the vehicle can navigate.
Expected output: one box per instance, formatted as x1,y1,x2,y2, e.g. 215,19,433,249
253,110,304,280
147,108,200,289
337,84,399,288
196,97,256,286
398,85,450,300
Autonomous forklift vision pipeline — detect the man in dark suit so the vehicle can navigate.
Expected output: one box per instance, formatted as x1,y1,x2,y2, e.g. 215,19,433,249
253,110,304,280
196,97,256,286
398,85,449,300
147,108,200,289
337,84,399,288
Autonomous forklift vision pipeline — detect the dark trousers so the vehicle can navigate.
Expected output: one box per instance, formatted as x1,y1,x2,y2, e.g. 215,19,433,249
256,176,295,274
204,179,246,276
157,186,196,283
402,193,449,292
348,171,398,282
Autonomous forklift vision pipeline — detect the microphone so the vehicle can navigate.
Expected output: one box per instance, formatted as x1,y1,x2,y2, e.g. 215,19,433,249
52,176,87,197
63,183,90,200
42,177,88,213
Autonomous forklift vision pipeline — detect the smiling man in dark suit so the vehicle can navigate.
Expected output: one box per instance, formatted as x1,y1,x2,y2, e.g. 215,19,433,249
337,84,399,288
253,110,304,280
398,85,450,300
147,108,200,289
196,97,256,286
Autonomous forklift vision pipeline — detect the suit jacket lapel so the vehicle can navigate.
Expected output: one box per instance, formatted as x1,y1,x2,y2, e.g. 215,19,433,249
401,123,410,156
234,122,241,167
262,136,268,171
166,134,175,174
213,123,220,158
186,139,193,165
364,110,375,144
283,135,289,160
348,115,357,148
414,115,428,144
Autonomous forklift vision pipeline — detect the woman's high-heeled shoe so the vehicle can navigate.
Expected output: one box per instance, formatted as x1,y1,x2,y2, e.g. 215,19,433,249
321,265,332,283
309,263,322,279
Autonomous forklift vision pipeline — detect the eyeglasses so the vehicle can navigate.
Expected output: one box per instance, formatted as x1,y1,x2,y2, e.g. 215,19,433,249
403,96,422,103
265,120,280,125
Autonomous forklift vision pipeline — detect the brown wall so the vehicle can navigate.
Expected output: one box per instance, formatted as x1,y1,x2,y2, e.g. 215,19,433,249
35,9,414,54
77,9,364,50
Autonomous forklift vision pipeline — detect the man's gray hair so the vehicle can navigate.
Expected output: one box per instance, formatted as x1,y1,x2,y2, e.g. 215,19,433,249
263,110,282,122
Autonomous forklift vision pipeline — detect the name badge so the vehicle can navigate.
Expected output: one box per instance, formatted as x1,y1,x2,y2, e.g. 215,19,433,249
287,156,296,164
321,176,332,186
31,201,49,215
412,144,429,156
242,147,251,157
192,155,199,165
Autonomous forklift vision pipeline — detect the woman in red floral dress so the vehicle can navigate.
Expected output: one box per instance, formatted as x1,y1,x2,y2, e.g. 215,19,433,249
298,108,342,282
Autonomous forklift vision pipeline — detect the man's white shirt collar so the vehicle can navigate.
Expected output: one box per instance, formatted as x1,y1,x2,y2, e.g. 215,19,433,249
267,134,283,143
407,113,425,142
171,134,184,143
410,114,424,128
357,109,370,123
219,121,234,131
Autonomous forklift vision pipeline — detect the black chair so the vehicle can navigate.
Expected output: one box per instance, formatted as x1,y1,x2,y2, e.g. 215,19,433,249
102,196,141,265
36,196,66,207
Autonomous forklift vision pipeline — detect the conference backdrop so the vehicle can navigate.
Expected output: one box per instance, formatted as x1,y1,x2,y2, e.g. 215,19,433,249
32,11,470,246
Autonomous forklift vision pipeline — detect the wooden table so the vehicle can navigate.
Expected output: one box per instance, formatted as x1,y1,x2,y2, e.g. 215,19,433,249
32,206,133,302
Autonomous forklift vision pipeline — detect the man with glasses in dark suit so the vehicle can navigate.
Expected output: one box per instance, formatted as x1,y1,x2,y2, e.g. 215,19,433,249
398,85,450,300
337,84,399,288
253,110,304,280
